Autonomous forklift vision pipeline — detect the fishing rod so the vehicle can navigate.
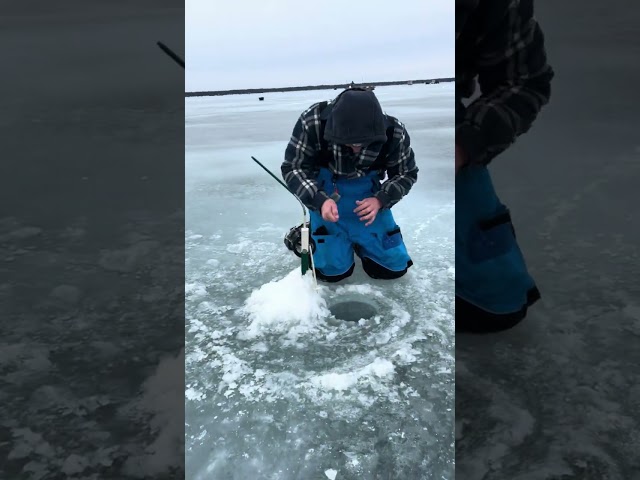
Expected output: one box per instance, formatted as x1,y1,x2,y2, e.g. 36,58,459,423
156,41,185,69
251,156,307,218
250,156,317,285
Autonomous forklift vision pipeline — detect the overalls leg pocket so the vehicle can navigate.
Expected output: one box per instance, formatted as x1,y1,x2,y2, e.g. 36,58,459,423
356,218,412,276
310,223,354,277
381,226,403,250
468,209,516,263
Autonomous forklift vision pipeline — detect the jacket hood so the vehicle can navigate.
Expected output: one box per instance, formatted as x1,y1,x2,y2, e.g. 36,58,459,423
323,89,388,146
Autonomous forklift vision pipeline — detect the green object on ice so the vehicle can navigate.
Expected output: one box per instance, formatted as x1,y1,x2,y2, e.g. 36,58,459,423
300,250,310,275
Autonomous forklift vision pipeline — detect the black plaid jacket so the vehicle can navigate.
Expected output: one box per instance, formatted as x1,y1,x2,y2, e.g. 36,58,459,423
456,0,554,165
281,101,418,212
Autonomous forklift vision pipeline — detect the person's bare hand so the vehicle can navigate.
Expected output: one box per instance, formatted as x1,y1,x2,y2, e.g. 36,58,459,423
321,199,339,222
354,197,382,226
455,144,467,175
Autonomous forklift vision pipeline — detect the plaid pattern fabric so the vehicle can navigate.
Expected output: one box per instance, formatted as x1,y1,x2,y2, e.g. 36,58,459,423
281,101,418,212
456,0,554,165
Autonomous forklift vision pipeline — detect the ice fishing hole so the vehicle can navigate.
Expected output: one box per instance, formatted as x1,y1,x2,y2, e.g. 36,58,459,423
329,299,378,322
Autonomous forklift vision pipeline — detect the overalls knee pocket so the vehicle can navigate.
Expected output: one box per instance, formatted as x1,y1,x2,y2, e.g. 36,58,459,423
357,210,412,273
381,226,403,251
467,209,515,263
309,211,354,276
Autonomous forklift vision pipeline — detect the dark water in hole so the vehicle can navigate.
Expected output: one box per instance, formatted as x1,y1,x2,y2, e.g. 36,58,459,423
330,300,378,322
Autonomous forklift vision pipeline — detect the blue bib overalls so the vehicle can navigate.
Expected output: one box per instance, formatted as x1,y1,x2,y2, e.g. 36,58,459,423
456,165,540,328
309,168,413,281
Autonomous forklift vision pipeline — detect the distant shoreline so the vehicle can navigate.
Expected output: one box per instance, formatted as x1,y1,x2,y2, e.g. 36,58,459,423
185,78,455,97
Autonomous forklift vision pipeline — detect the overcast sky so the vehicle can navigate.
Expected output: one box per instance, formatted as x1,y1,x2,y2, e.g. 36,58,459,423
185,0,454,91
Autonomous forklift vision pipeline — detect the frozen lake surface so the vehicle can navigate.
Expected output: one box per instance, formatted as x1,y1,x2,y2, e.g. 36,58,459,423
185,84,455,479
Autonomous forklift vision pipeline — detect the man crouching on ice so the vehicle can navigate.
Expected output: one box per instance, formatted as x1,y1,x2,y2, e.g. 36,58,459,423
281,87,418,282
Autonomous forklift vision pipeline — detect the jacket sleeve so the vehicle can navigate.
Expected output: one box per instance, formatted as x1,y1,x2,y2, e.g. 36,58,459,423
281,108,331,212
456,0,554,165
375,122,419,209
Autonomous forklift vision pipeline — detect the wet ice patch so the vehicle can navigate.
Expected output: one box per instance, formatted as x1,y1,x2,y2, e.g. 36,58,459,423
226,240,253,254
121,350,184,476
9,428,55,461
238,269,330,341
2,226,43,240
49,285,81,305
62,454,89,475
98,241,158,273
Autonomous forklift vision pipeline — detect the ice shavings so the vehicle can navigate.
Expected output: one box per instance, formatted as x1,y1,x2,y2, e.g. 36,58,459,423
216,351,253,397
185,387,205,401
392,345,420,364
334,284,376,296
309,358,395,392
369,309,411,346
238,268,330,341
185,282,207,299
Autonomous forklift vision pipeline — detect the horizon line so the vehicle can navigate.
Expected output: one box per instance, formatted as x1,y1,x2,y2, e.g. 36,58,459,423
185,77,455,97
